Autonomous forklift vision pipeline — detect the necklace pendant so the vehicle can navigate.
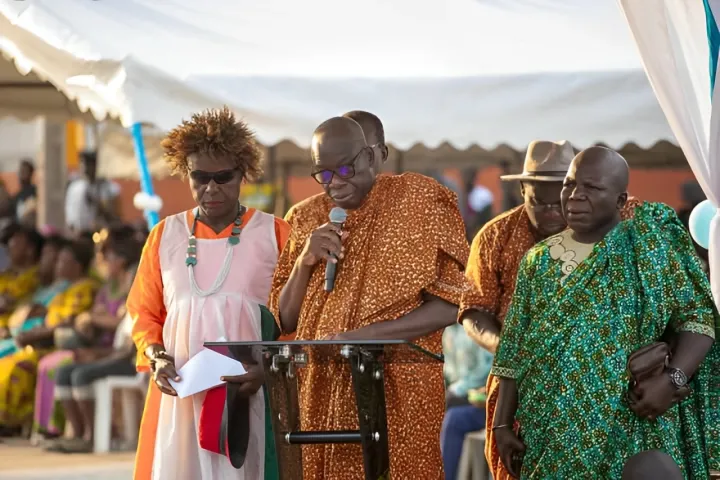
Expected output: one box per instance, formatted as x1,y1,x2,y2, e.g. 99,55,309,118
228,236,240,246
185,257,198,266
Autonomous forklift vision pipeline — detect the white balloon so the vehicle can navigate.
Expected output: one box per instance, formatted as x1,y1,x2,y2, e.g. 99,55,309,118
133,192,163,212
688,199,715,250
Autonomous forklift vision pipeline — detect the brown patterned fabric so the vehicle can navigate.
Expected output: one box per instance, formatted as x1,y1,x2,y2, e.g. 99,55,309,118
269,173,470,479
461,196,641,480
459,206,535,323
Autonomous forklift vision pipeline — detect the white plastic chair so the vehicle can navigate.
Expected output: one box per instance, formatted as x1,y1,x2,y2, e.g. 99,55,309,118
93,372,148,453
457,429,490,480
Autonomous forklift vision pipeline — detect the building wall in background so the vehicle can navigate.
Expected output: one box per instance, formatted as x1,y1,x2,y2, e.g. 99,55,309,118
0,120,700,223
93,167,704,224
0,119,40,170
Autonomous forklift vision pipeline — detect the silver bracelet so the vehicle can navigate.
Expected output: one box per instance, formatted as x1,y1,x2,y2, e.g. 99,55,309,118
491,424,511,431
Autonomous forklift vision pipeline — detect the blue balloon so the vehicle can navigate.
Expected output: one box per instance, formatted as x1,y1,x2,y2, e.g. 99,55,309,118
689,199,715,250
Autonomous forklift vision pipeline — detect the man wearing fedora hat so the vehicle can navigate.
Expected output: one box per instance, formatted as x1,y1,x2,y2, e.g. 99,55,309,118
458,140,640,480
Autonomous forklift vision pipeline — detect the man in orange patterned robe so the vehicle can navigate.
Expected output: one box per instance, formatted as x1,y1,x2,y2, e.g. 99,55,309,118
460,140,640,480
269,115,469,479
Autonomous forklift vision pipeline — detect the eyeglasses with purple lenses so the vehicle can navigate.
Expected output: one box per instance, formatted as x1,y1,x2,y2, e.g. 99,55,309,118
310,147,369,185
311,164,356,185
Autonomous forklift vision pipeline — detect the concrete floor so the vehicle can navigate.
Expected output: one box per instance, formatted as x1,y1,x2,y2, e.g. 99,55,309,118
0,464,133,480
0,439,134,480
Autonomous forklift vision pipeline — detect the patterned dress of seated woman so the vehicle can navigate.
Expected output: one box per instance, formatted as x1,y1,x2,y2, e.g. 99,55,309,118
36,227,141,443
0,225,45,337
0,235,68,360
0,239,97,431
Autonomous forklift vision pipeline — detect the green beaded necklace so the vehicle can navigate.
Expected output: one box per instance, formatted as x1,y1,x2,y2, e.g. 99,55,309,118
185,203,247,267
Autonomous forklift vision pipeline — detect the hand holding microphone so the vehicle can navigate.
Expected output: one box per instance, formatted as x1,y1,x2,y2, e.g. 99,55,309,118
299,208,348,282
324,208,347,291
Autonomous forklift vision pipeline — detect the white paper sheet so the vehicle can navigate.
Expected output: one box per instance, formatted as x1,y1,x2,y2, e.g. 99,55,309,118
169,348,247,399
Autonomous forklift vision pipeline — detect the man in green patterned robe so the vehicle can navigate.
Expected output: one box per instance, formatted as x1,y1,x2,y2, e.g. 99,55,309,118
491,146,720,479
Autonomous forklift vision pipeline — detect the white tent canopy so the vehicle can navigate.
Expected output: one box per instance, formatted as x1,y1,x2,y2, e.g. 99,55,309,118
0,1,273,131
0,0,675,151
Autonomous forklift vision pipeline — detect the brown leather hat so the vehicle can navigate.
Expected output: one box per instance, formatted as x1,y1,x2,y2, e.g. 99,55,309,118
501,140,575,182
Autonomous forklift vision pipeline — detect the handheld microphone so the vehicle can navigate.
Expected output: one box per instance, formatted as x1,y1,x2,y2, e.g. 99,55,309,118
324,207,347,292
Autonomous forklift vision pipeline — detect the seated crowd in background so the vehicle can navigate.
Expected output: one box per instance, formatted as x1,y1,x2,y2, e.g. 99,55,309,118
0,221,145,454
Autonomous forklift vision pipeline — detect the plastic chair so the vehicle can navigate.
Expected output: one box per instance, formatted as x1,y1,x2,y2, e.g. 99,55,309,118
457,430,490,480
93,372,148,453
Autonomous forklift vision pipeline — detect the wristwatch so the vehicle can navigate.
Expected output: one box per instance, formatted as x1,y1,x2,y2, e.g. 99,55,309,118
147,350,172,372
667,367,688,389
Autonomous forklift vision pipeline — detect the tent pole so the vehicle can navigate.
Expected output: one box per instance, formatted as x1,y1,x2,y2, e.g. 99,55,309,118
130,122,160,229
395,150,404,174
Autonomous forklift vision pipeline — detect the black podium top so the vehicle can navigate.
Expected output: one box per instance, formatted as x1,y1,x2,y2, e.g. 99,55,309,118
204,340,443,365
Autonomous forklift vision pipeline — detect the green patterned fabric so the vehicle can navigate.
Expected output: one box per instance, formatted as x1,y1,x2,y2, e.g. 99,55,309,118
492,202,720,479
260,305,280,480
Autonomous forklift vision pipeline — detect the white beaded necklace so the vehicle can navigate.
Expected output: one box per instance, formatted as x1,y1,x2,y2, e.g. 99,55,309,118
186,203,246,297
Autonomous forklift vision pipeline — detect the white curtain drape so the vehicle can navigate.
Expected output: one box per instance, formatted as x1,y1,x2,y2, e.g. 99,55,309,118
618,0,720,303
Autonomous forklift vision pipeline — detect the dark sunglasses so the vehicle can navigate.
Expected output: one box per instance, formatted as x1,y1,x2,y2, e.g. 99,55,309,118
311,147,370,185
189,168,241,185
